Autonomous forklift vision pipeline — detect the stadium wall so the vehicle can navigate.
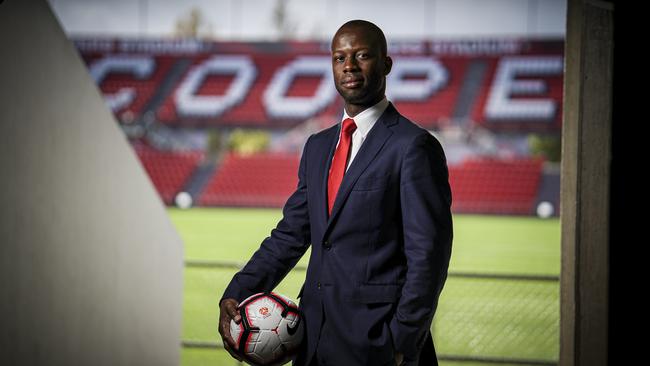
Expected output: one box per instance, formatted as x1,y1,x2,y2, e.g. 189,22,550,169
0,1,183,365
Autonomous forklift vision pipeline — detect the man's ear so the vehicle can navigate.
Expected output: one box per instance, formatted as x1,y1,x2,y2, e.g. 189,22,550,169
384,56,393,75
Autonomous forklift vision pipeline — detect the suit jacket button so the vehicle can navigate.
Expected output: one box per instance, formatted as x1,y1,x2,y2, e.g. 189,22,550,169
317,282,321,290
323,241,331,250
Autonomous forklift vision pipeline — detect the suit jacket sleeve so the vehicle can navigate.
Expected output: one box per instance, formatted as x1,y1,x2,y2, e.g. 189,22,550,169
221,136,312,303
389,132,453,360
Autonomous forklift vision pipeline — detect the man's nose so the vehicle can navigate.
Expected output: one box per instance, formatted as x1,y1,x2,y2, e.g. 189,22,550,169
343,56,359,72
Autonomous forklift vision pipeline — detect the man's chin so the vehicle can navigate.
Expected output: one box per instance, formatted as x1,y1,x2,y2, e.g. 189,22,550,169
340,92,368,105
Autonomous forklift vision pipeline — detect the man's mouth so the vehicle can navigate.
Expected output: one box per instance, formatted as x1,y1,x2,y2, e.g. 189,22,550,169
342,78,363,89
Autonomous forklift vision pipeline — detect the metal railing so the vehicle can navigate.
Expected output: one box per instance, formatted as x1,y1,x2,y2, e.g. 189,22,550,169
183,260,558,366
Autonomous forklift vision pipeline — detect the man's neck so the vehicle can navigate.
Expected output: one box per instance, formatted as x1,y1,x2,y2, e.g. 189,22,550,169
344,105,366,118
344,96,385,117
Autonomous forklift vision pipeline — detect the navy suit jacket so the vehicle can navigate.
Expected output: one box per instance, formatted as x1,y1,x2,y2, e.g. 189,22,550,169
223,103,453,366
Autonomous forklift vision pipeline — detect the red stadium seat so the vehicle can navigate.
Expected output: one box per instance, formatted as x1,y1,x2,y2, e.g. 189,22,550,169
448,157,544,214
133,144,204,205
198,152,300,207
193,152,543,215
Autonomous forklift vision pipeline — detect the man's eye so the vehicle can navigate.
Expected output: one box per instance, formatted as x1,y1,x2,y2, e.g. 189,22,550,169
357,53,368,59
334,56,344,63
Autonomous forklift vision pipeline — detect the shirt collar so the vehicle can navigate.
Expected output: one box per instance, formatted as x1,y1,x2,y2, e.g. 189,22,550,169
342,97,389,137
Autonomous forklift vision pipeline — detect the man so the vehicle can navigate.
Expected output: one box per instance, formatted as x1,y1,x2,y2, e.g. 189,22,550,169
219,19,453,366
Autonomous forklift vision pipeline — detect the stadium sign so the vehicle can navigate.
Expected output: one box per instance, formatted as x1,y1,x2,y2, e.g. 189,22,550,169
77,39,564,130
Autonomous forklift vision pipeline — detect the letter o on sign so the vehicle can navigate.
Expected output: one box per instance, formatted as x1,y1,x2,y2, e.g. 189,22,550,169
175,55,257,118
263,56,336,119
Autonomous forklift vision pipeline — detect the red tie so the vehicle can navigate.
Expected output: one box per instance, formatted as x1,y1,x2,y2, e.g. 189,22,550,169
328,118,357,215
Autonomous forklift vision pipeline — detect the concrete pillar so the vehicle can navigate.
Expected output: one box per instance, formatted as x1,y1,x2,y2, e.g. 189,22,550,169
0,0,183,365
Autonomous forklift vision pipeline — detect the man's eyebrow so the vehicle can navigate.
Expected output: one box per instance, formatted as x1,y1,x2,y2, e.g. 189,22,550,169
333,46,372,51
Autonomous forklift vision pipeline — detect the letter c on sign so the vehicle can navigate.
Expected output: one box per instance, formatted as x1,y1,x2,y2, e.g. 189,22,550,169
89,55,155,112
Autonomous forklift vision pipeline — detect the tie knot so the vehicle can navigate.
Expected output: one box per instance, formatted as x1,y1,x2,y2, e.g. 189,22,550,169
342,118,357,136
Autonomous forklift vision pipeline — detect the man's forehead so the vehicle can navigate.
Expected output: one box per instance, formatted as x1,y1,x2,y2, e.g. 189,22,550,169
331,26,380,50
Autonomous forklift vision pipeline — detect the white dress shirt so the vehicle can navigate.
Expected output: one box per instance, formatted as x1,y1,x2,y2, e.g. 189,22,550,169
336,97,390,172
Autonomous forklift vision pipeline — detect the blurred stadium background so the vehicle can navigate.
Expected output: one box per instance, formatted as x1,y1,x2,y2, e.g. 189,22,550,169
48,0,565,364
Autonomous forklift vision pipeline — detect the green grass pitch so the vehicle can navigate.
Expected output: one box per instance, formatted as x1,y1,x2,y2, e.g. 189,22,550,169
169,208,560,366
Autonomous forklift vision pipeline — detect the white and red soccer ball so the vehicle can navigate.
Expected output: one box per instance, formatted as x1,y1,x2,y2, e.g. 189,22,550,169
230,292,304,366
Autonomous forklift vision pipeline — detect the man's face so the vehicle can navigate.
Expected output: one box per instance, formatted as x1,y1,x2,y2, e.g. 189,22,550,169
331,26,391,108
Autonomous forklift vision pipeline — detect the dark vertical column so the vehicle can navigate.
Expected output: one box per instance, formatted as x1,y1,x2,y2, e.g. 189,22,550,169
560,0,613,365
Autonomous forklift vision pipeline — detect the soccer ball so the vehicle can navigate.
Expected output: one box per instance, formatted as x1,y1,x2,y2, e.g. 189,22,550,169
230,292,304,366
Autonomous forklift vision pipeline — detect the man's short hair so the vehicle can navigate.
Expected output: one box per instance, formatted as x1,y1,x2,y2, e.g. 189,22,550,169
337,19,388,57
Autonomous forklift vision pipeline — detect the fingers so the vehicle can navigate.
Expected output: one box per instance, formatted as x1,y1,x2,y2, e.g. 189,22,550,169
218,298,242,361
223,339,243,361
219,299,240,342
395,352,404,366
224,299,241,323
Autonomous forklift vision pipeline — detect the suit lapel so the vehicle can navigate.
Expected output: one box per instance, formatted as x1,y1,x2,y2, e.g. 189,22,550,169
315,125,339,228
325,104,398,232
